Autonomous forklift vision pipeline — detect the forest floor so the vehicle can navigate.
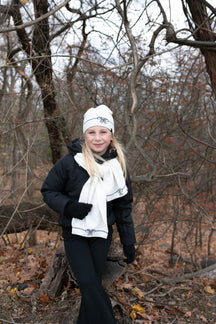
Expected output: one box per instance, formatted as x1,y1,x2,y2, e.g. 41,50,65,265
1,228,216,324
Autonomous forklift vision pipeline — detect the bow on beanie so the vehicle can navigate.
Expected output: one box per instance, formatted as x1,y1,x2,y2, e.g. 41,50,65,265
83,105,114,134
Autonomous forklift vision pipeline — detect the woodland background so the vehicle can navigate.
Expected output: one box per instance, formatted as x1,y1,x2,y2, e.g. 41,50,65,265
0,0,216,323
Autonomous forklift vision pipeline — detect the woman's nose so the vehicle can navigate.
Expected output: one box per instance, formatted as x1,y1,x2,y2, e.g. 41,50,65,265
94,132,101,140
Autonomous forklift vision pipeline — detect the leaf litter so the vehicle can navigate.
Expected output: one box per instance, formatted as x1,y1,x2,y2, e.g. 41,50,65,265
0,229,216,323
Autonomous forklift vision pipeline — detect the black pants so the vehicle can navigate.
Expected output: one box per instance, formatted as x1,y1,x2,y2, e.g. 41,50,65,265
63,227,116,324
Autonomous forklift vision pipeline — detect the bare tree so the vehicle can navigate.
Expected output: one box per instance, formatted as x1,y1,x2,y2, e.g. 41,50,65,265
0,0,105,163
162,0,216,95
0,0,216,285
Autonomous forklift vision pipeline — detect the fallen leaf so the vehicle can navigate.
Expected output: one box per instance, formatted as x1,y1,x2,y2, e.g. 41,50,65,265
187,290,192,298
133,288,144,299
166,305,184,315
200,315,208,322
19,274,33,283
204,285,215,294
39,290,50,303
0,256,10,264
121,282,133,290
130,309,137,320
131,304,145,313
130,303,146,319
137,312,154,320
23,285,35,294
10,287,17,294
8,274,18,284
185,311,192,317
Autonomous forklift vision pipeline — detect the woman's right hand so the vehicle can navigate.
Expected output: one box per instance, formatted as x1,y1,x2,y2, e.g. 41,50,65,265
64,201,92,220
123,244,136,264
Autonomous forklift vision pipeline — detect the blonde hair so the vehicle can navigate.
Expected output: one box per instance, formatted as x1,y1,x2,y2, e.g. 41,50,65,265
82,135,127,179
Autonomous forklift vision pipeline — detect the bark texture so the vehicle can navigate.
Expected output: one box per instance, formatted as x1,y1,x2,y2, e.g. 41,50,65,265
186,0,216,96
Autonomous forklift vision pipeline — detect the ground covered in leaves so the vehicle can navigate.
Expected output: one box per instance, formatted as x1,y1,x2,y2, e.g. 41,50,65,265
1,230,216,324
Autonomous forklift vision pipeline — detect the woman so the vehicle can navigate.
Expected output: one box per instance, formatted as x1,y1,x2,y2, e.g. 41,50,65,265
41,105,136,323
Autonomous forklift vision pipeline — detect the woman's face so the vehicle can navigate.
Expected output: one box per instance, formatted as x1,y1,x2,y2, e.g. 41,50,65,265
85,126,113,155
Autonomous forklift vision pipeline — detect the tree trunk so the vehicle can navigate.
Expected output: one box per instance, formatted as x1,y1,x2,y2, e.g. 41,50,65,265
10,0,70,164
186,0,216,96
32,0,68,163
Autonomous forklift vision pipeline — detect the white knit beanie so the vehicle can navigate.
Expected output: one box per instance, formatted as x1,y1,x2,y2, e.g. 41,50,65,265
83,105,114,134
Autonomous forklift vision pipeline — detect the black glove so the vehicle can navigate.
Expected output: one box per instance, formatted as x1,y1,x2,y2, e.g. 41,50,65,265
64,201,92,220
123,244,136,264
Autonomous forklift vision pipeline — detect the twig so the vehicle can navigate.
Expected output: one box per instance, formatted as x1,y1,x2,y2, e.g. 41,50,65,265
148,285,190,298
0,318,19,324
142,283,163,296
19,203,46,213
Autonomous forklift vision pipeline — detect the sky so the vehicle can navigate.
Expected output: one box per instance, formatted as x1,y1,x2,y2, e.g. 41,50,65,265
1,0,215,76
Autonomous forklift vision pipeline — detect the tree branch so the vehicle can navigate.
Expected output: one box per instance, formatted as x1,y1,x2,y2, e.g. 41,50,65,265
0,0,71,33
166,31,216,51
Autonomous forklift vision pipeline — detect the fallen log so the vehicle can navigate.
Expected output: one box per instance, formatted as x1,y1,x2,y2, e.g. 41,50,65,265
0,202,58,244
0,202,58,232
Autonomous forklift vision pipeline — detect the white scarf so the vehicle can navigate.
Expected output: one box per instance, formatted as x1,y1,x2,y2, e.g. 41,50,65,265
72,153,128,239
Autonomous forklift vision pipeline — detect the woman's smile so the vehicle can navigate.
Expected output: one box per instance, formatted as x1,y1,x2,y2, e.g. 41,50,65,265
85,126,113,155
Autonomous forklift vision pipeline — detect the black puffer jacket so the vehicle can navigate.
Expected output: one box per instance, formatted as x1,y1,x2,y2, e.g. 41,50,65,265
41,139,136,245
